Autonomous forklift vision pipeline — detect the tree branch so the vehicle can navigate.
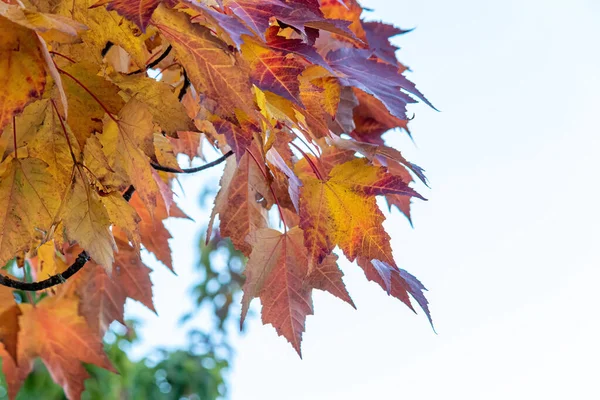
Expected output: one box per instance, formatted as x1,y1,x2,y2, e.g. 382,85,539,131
150,150,233,173
0,186,136,292
126,45,173,75
0,149,233,291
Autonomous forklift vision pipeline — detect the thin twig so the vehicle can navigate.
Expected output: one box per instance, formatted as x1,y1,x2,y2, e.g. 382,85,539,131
150,150,233,173
12,116,17,159
49,51,76,63
127,45,173,75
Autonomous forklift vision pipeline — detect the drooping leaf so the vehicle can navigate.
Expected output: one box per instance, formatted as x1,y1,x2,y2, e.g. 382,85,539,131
62,173,117,271
241,227,313,356
18,297,116,400
0,158,60,268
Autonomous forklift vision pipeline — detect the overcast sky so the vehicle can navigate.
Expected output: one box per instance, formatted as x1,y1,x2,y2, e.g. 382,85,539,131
127,1,600,399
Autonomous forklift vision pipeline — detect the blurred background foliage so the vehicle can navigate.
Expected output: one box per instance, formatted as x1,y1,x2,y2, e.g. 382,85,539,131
0,231,245,400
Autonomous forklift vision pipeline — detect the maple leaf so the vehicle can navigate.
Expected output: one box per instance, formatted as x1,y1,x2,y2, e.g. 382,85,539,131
190,2,253,49
18,297,116,399
0,342,32,400
0,158,60,268
168,130,202,160
110,72,194,135
0,18,47,131
59,61,124,147
208,151,273,255
297,157,424,267
152,6,257,119
97,0,162,32
62,173,117,270
222,0,292,40
0,285,20,364
53,0,151,68
241,227,313,356
129,191,187,270
306,254,354,308
351,89,411,144
359,258,433,328
327,48,434,120
0,2,88,44
100,98,167,211
362,21,410,66
78,238,155,335
241,40,306,104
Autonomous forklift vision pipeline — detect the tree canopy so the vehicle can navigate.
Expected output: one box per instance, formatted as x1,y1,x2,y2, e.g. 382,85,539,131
0,0,433,398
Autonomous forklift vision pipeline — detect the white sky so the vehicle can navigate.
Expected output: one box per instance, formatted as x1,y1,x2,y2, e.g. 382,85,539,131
126,1,600,399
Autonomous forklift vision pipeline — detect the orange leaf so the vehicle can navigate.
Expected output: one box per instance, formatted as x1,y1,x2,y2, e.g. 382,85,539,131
18,297,116,400
306,254,354,308
153,6,256,119
241,227,312,356
208,151,272,255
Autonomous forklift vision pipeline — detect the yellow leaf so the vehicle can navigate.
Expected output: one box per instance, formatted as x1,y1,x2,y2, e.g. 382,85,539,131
100,191,141,250
53,0,151,68
0,17,46,131
100,98,165,211
298,158,419,267
0,158,60,268
0,2,88,44
61,61,124,148
110,73,194,134
62,174,116,271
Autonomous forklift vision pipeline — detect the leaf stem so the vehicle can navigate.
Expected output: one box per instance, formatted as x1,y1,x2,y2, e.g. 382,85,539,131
50,100,78,165
49,51,76,63
12,116,17,159
290,141,324,180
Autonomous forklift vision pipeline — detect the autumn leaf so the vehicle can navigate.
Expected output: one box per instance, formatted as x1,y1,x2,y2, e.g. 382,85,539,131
0,18,46,131
297,158,424,267
241,40,306,105
0,2,88,44
306,254,354,308
53,0,151,68
0,285,20,364
110,72,194,135
77,238,155,335
62,173,116,270
60,61,124,147
18,297,116,400
359,258,433,328
0,158,60,268
209,151,272,255
327,48,434,120
153,5,257,119
100,98,167,211
241,227,313,356
101,0,162,32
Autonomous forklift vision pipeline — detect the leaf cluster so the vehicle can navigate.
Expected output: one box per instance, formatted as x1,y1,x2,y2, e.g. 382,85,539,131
0,0,433,397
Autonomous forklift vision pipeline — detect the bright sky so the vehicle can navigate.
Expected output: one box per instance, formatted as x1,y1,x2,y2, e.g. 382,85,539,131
127,1,600,399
